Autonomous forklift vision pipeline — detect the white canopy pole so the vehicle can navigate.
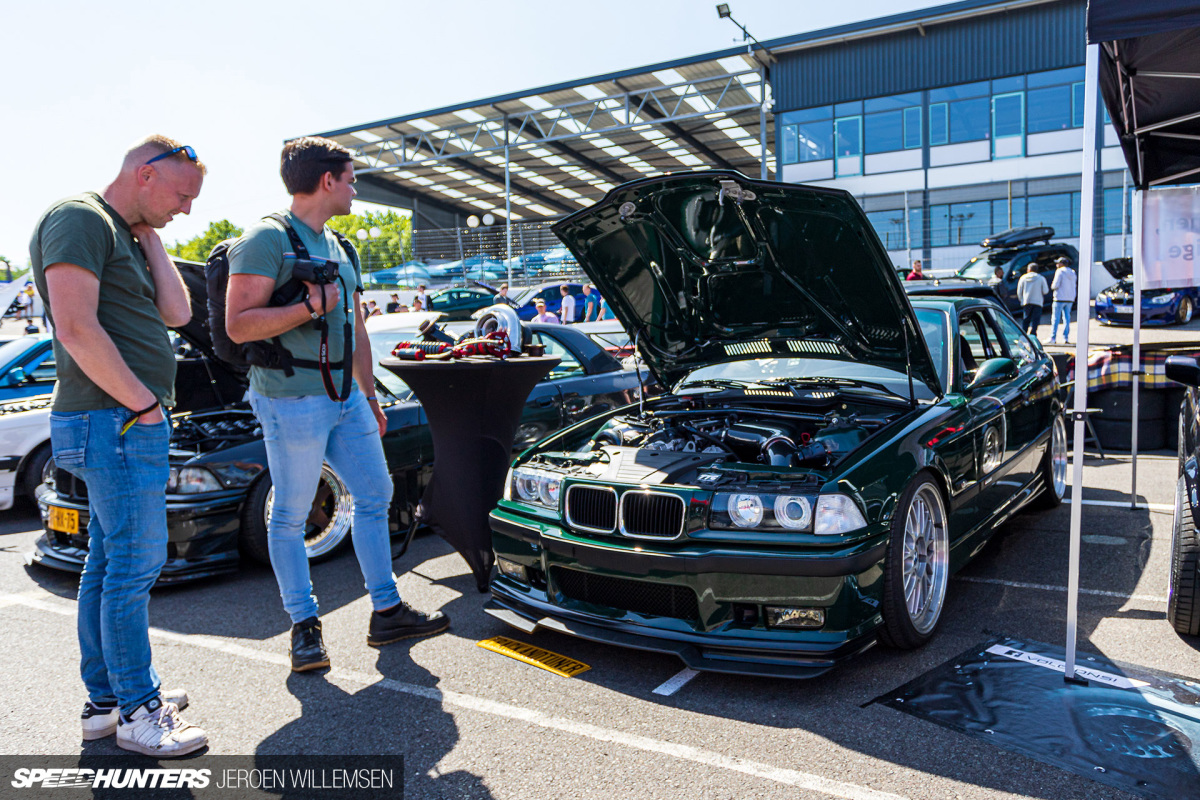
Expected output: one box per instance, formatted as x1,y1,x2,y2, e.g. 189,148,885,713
1130,192,1143,507
1065,43,1100,680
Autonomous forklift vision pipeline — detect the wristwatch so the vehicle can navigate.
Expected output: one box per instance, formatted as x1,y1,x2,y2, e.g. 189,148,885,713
302,295,321,320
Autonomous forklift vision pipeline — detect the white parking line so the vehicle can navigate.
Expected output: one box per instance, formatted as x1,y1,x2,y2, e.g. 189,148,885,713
1073,498,1174,513
956,576,1168,604
0,592,910,800
652,668,699,696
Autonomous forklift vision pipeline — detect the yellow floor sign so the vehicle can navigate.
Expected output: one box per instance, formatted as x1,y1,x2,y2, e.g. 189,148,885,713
477,635,591,678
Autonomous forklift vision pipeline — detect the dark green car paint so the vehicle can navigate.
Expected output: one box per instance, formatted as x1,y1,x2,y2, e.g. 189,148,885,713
489,297,1060,677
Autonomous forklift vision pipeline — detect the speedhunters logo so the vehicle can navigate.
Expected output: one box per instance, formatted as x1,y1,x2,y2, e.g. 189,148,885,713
3,756,403,797
12,768,210,789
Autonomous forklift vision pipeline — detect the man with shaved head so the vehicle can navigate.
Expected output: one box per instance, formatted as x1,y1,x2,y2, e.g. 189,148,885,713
30,135,207,757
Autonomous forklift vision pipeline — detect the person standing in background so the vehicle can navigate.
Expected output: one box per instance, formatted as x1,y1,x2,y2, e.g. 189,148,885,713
1017,263,1050,338
1049,256,1077,344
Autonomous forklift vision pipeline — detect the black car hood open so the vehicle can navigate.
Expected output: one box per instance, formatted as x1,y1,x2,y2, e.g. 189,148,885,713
552,172,942,396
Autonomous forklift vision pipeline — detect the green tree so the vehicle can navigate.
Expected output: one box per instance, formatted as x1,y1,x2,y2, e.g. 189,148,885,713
327,210,412,274
167,220,244,262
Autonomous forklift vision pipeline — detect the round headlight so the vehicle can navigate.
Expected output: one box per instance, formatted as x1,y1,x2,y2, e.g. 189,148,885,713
515,469,540,502
537,473,561,507
773,495,812,530
727,493,764,528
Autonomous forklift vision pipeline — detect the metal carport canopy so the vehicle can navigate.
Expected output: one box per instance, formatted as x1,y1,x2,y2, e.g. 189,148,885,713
307,49,773,227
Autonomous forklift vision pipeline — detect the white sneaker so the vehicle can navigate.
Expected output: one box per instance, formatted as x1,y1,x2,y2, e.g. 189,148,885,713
82,688,189,741
116,696,207,757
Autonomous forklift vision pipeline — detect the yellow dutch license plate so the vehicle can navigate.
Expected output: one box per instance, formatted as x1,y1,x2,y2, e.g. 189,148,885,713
477,635,590,678
47,506,79,535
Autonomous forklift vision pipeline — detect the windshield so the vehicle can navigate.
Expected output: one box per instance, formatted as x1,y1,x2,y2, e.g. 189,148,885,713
370,339,413,401
679,357,936,401
0,337,41,367
958,251,1017,280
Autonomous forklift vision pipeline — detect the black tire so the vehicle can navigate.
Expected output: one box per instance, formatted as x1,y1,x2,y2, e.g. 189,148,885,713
1033,411,1068,510
1089,388,1165,422
879,474,950,650
1166,391,1187,453
20,442,52,501
1176,296,1195,326
1090,418,1167,451
239,464,354,567
1168,476,1200,637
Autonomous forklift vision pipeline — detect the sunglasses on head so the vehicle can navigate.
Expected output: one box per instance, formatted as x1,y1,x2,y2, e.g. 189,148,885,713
145,145,198,166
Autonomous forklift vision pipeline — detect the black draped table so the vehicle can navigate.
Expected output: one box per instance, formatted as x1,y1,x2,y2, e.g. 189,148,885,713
379,355,559,592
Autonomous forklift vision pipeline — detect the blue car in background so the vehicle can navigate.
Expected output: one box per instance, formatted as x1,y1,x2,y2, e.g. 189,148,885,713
1095,257,1199,326
506,282,586,322
0,335,55,401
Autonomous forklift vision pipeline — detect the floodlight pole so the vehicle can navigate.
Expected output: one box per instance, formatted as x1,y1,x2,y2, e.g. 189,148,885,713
1065,43,1100,681
505,135,513,286
760,67,769,180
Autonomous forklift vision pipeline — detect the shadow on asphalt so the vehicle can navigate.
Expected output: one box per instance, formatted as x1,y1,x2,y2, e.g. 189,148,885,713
251,658,494,799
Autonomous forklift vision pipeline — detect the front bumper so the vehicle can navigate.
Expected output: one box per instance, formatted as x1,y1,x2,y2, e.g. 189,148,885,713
1095,304,1176,326
487,509,887,678
30,487,244,585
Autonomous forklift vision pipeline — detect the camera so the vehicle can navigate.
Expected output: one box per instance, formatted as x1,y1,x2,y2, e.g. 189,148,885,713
292,257,340,284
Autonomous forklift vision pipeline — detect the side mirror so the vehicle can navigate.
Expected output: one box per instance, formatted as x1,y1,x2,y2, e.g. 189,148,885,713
967,357,1018,393
1165,355,1200,387
7,367,27,385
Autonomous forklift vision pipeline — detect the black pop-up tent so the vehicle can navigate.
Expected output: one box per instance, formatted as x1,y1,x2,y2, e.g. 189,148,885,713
1062,0,1200,678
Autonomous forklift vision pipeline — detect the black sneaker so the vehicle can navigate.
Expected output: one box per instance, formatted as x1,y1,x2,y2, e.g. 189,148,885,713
368,602,449,647
290,617,330,672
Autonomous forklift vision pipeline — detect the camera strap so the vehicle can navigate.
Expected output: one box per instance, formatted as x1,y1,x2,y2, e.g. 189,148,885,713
267,213,355,402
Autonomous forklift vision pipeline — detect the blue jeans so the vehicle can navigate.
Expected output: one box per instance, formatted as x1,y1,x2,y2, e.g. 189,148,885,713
1022,304,1043,337
51,408,171,716
1051,301,1073,341
247,388,399,624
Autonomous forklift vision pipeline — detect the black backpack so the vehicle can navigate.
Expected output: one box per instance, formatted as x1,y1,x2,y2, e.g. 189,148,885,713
205,213,356,398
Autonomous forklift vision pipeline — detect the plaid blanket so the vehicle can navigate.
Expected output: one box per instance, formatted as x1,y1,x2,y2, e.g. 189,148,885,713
1066,344,1200,390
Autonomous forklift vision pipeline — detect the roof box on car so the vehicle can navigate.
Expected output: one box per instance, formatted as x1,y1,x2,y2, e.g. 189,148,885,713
981,226,1055,249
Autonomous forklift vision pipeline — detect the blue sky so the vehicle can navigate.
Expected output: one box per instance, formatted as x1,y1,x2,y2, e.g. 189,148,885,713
2,0,945,265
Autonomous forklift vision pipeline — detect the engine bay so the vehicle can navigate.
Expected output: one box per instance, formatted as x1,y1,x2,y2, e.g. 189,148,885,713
527,396,904,489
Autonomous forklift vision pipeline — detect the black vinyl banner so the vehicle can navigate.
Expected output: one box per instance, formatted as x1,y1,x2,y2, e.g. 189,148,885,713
1,755,403,800
875,636,1200,800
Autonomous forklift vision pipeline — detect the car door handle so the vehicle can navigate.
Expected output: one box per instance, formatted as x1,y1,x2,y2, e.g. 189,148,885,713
536,397,557,407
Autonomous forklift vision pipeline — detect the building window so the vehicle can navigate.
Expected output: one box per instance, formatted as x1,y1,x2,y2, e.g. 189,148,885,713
950,97,991,143
930,103,948,146
1072,82,1085,128
1027,84,1073,133
1103,186,1133,235
834,116,862,176
991,197,1026,232
1027,192,1081,237
908,206,925,249
904,107,922,149
992,92,1024,158
865,209,907,250
865,111,904,154
777,107,834,165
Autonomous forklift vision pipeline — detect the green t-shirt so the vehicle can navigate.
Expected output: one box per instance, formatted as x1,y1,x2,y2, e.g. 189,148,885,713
226,211,362,398
29,192,177,412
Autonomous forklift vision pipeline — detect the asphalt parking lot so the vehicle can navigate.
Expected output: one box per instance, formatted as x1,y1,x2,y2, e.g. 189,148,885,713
0,447,1194,800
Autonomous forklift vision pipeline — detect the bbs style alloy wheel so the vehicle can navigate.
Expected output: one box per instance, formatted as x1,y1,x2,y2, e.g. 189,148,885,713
240,464,355,566
1176,296,1195,326
1034,411,1068,510
880,475,950,649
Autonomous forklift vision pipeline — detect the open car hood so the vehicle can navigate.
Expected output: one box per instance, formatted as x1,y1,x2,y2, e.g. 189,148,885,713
551,172,942,396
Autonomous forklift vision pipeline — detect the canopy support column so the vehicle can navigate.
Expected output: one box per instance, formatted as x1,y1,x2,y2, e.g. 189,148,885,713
505,136,513,287
1065,43,1101,681
1131,191,1143,507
